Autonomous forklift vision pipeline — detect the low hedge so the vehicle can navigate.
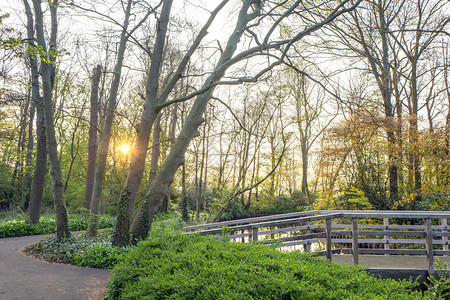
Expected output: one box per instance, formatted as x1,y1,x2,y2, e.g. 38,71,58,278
106,233,423,299
0,215,115,238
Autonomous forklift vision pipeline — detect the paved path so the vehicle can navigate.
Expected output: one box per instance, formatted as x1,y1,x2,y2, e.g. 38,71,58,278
0,234,111,300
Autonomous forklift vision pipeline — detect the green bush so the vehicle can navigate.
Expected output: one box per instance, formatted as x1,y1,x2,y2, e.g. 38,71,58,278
0,214,115,238
75,242,128,269
25,231,129,269
106,232,422,299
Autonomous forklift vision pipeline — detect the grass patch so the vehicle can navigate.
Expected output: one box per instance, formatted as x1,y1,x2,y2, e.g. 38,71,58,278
106,232,424,299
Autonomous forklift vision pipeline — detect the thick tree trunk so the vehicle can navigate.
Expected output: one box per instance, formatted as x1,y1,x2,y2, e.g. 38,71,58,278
87,0,133,238
112,0,173,246
32,0,71,239
83,65,101,211
130,1,255,242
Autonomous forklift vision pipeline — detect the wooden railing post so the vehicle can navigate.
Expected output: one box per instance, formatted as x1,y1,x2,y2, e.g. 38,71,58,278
442,218,448,253
351,217,359,265
252,227,258,242
326,218,332,260
304,221,311,253
425,218,435,276
383,218,390,254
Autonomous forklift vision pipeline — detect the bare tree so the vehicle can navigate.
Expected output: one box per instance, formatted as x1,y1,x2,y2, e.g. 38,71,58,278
389,0,449,196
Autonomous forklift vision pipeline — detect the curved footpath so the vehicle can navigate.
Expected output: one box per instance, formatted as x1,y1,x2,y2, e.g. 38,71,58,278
0,234,110,300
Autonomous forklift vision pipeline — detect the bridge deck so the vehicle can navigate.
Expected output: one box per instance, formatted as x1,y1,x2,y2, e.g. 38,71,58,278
332,254,450,269
330,255,450,281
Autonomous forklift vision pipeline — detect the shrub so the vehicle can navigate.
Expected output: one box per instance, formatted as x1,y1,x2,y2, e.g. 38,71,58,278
25,231,129,269
0,214,115,238
106,232,421,299
75,242,129,269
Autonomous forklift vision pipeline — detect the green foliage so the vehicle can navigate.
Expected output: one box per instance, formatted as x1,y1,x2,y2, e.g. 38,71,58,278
0,13,21,52
150,211,187,233
0,214,115,238
250,191,312,216
333,186,374,210
25,231,128,269
420,192,450,211
424,259,450,300
220,198,249,221
26,235,81,263
75,242,128,269
106,232,422,299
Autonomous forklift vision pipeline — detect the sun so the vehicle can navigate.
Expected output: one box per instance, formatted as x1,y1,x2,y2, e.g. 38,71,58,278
119,143,130,155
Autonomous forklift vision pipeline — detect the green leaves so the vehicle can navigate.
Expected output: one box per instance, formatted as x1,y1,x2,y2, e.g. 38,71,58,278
0,214,115,238
106,232,423,299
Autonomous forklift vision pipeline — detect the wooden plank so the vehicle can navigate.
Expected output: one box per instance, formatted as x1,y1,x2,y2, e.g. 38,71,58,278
252,213,343,229
314,248,342,257
356,231,426,237
213,233,251,240
182,210,320,231
352,217,359,265
269,232,325,243
342,248,352,254
275,239,319,248
434,250,450,256
230,233,251,240
432,232,450,237
333,224,433,230
331,238,426,244
425,218,435,275
197,223,253,235
320,210,450,219
326,218,332,260
259,224,319,235
358,249,427,255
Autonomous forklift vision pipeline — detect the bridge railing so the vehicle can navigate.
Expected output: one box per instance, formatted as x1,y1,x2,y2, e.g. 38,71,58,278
182,210,450,275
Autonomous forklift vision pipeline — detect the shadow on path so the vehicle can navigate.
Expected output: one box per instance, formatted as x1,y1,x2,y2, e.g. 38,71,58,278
0,233,110,300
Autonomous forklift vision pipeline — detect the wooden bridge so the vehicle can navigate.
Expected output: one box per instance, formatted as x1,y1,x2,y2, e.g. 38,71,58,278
183,210,450,281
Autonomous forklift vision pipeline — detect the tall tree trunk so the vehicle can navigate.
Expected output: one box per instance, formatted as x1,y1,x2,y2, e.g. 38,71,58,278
31,0,71,239
130,1,255,242
24,0,47,224
377,0,398,204
410,62,421,198
112,0,173,246
24,102,35,211
87,0,133,238
83,65,101,211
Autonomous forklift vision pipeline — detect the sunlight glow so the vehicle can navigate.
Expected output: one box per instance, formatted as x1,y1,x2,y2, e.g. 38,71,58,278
119,143,130,155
